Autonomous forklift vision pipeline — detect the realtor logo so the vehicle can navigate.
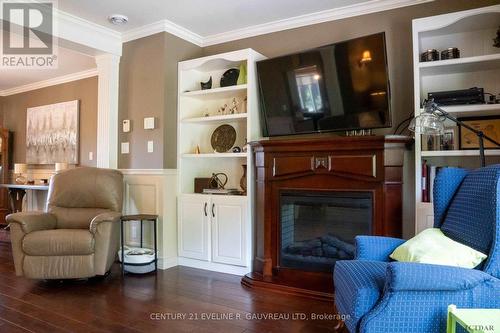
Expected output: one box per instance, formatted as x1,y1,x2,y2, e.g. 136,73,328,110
1,1,58,68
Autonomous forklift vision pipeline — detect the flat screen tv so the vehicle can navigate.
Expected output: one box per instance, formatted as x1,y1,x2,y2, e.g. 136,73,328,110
257,32,391,137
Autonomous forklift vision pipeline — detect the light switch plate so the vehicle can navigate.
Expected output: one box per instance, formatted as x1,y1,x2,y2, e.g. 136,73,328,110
122,119,131,133
144,117,155,130
89,152,93,161
147,141,154,153
121,142,130,154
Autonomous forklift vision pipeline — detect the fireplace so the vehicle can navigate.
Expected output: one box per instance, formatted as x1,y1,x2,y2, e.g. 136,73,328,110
242,135,411,300
280,191,372,273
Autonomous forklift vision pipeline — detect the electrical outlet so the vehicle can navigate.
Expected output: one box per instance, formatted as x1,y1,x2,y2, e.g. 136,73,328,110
144,117,155,130
147,141,154,153
121,142,130,154
89,152,93,161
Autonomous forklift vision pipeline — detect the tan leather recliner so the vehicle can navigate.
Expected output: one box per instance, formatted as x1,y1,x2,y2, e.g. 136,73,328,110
7,167,123,279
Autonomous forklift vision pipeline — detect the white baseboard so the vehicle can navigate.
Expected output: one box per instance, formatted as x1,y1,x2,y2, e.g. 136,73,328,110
158,256,179,270
177,257,250,276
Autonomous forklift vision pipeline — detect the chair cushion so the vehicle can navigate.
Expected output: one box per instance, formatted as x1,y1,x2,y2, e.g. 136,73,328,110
441,165,499,254
23,229,95,256
334,260,387,333
390,228,487,269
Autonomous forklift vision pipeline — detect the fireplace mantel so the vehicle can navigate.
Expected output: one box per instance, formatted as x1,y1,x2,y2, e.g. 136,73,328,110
242,135,412,300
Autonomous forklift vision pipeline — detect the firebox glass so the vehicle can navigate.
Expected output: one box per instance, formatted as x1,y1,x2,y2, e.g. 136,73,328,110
280,191,372,273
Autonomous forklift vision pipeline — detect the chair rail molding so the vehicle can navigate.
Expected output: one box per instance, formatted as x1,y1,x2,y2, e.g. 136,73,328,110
96,54,120,169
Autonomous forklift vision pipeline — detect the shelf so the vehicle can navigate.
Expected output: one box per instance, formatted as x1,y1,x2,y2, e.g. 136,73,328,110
181,85,247,99
420,104,500,117
418,202,433,208
421,149,500,157
419,53,500,76
182,153,247,158
181,192,247,198
181,113,247,124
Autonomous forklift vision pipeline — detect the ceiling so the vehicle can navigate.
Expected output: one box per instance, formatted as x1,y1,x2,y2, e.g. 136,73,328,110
0,33,96,92
59,0,374,37
0,0,432,93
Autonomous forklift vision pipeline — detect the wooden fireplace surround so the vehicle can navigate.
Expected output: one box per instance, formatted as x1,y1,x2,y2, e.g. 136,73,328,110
242,135,412,300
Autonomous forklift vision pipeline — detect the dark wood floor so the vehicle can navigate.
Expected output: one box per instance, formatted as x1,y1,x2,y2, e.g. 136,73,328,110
0,236,339,333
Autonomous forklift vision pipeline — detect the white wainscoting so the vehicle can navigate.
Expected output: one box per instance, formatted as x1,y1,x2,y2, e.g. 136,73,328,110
121,169,178,270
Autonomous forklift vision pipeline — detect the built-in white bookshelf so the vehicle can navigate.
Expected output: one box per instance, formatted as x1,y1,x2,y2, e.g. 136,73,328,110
177,49,266,275
413,5,500,234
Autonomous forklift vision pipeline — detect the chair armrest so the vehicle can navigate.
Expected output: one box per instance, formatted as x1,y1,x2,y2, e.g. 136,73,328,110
386,262,493,292
89,212,121,234
355,236,406,261
6,212,57,233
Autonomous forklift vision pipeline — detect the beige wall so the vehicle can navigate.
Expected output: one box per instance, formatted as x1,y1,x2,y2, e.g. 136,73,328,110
203,0,500,137
119,33,166,169
0,77,98,167
118,32,202,169
118,0,497,170
163,33,203,169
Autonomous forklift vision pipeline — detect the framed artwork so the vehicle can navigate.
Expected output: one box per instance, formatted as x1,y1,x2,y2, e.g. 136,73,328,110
26,100,80,164
458,116,500,150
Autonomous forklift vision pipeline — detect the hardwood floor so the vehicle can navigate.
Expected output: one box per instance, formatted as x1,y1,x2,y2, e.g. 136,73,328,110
0,239,340,333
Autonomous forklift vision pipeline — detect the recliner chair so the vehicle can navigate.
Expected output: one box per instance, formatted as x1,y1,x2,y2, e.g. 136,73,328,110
7,167,123,279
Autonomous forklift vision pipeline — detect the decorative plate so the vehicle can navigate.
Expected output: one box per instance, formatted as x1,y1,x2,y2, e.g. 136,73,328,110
211,124,236,153
220,68,240,87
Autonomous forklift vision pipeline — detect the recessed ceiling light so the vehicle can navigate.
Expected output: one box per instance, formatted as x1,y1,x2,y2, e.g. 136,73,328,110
108,14,128,25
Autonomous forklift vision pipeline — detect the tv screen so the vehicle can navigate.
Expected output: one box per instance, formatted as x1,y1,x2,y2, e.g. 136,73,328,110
257,32,391,137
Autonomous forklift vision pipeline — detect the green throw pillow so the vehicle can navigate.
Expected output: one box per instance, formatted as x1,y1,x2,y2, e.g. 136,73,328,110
390,228,487,269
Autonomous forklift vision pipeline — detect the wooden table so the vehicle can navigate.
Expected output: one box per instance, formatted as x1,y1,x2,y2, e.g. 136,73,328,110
0,184,49,213
447,304,500,333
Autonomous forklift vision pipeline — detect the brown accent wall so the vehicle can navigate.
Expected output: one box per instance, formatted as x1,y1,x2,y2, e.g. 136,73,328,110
0,76,98,167
203,0,500,136
163,33,203,168
119,33,166,169
118,32,202,169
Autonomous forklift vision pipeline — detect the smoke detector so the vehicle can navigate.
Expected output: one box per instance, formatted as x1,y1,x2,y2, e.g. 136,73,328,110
108,14,128,25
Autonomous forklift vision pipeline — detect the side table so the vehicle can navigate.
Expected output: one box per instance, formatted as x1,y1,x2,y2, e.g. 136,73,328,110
447,304,500,333
120,214,158,276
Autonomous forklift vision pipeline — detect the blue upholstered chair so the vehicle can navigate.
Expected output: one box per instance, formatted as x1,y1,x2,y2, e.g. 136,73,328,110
334,165,500,333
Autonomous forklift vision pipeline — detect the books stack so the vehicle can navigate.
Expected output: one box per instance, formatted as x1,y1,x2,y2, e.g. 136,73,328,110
202,188,242,195
421,160,442,203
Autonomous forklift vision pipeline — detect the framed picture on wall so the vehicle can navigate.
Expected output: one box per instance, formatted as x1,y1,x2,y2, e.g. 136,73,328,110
459,116,500,150
26,100,80,164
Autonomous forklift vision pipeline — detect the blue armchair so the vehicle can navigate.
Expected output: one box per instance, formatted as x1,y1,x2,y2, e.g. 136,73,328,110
334,165,500,333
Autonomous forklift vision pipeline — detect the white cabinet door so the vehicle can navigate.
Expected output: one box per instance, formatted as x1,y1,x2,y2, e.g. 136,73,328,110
211,196,247,266
178,195,210,261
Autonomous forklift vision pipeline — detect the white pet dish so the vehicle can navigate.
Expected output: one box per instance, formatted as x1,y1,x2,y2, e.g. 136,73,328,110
118,246,157,274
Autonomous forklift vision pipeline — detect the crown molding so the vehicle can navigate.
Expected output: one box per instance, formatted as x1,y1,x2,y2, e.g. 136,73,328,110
117,0,434,46
53,7,123,55
8,0,123,56
202,0,434,46
0,68,98,97
122,19,204,46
